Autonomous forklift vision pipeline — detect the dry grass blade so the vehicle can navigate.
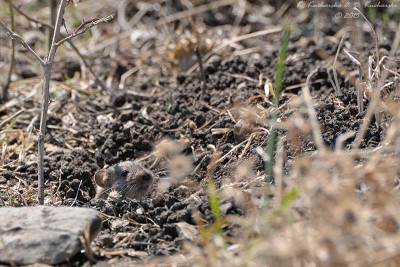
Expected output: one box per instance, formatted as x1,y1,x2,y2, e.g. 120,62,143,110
329,31,346,95
353,7,380,76
352,23,400,149
302,68,326,154
335,131,356,152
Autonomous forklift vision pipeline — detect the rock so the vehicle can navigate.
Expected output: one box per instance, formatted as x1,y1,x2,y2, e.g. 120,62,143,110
176,222,198,241
110,219,129,231
0,206,101,265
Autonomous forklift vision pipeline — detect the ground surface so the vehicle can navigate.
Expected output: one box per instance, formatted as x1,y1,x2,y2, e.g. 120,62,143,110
1,0,400,266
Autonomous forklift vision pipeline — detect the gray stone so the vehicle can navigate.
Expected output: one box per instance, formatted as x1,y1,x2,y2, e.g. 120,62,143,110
176,222,198,241
0,206,101,265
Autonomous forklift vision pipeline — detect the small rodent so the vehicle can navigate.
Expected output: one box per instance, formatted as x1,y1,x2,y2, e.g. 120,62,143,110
94,161,155,200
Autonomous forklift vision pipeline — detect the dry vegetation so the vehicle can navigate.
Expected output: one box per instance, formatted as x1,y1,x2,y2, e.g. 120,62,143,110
1,0,400,266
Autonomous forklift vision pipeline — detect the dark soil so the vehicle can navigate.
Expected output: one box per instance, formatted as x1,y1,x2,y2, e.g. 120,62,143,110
0,1,399,265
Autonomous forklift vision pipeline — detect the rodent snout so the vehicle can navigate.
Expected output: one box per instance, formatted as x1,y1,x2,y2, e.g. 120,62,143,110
138,172,153,181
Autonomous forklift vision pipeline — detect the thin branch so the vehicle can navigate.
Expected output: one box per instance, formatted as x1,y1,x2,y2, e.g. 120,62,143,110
54,15,114,46
11,2,53,28
10,4,108,91
70,179,83,207
0,110,25,129
2,0,16,101
0,20,45,66
48,0,57,52
67,40,109,91
37,0,69,205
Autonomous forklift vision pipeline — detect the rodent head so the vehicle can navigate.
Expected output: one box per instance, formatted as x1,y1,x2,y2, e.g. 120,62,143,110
94,161,155,200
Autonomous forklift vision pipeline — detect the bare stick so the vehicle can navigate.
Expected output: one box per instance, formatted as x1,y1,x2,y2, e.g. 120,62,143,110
67,40,109,91
48,0,58,53
70,179,82,207
37,0,69,205
302,68,326,154
2,0,15,101
0,21,44,66
119,67,138,90
335,131,356,152
54,15,114,46
38,2,112,204
11,2,53,28
0,110,25,129
9,4,108,91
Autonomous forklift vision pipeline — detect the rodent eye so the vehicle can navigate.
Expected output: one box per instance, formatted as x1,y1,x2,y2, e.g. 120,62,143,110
121,170,129,177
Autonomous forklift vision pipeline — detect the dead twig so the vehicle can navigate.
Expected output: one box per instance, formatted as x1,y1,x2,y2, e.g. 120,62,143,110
0,0,112,205
352,24,400,149
2,0,16,101
48,0,57,52
11,2,109,91
0,110,25,129
70,180,83,207
302,68,326,154
36,0,69,205
55,15,114,46
0,21,45,66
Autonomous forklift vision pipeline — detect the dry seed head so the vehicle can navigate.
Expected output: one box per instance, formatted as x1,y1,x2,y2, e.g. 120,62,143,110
234,161,255,183
154,138,186,158
231,106,260,123
231,106,261,141
249,178,267,206
221,186,245,207
169,154,193,181
157,179,172,193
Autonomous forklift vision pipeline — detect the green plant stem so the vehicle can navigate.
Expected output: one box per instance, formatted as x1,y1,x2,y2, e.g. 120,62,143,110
265,112,277,184
265,23,291,184
208,180,222,223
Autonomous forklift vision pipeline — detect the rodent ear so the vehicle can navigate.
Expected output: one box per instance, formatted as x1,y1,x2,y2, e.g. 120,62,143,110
94,169,110,188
